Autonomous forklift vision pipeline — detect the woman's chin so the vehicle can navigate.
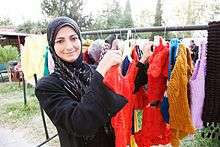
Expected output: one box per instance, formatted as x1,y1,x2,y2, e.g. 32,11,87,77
63,57,76,63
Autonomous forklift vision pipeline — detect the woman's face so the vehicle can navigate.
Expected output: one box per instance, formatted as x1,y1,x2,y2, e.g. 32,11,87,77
54,26,81,62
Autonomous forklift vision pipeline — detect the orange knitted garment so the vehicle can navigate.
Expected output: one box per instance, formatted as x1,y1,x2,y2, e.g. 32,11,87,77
167,44,195,147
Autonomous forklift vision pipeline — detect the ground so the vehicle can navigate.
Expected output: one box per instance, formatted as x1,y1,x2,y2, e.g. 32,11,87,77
0,82,59,147
0,81,219,147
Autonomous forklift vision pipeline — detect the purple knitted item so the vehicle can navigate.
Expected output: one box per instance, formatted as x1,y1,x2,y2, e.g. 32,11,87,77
189,38,207,129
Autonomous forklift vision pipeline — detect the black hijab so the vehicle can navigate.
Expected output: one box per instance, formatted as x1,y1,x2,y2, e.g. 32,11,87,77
47,16,94,100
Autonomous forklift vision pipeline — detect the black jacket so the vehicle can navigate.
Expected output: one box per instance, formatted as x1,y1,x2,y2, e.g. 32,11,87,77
35,71,127,147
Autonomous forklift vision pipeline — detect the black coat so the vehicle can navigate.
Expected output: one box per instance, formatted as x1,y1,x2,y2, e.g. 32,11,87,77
35,71,127,147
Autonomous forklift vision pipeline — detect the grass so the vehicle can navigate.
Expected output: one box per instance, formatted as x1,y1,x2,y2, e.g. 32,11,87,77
0,82,38,125
0,82,35,96
0,82,23,94
0,97,40,124
0,82,60,146
181,130,220,147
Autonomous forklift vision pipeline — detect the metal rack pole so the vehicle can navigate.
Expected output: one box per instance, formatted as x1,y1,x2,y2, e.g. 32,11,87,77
81,25,208,35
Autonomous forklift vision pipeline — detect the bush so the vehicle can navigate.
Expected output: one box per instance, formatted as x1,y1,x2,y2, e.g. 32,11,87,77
0,45,19,64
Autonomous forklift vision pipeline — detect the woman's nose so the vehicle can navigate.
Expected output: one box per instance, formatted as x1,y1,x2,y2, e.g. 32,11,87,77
65,40,74,50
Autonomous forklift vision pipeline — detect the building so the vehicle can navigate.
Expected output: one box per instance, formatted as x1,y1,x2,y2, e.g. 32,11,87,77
0,26,27,51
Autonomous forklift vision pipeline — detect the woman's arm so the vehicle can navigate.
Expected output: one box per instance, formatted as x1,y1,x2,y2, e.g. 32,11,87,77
35,71,127,137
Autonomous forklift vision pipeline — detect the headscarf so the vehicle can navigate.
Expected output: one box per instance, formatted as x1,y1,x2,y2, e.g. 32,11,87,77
47,16,94,100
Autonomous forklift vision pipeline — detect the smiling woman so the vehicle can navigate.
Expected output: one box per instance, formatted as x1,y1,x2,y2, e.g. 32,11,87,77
35,16,127,147
54,26,81,62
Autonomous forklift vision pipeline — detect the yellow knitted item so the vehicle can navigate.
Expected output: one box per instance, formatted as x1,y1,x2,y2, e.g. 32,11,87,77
167,44,195,147
21,35,47,85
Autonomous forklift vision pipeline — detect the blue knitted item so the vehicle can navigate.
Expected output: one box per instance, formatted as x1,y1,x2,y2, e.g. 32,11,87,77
160,96,169,123
121,56,131,76
169,38,180,80
160,38,180,123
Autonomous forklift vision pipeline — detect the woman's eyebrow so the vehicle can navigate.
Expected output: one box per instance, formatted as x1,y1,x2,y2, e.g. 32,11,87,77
71,33,78,37
55,36,65,40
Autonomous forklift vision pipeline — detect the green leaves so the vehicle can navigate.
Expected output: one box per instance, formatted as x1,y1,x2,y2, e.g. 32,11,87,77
0,45,18,64
41,0,93,30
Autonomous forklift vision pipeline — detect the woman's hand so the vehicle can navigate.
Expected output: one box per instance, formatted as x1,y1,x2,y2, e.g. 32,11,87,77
96,50,123,77
139,41,153,64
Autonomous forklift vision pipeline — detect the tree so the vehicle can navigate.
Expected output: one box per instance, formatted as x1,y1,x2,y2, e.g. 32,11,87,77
91,0,134,32
122,0,134,28
0,18,13,26
138,9,154,27
208,0,220,21
41,0,93,30
153,0,162,26
105,0,124,29
150,0,164,40
186,0,195,25
91,14,108,30
0,45,18,64
16,21,48,34
41,0,59,17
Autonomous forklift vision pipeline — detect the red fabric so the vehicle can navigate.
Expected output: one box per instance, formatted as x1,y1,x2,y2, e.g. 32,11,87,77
147,39,169,102
83,50,90,63
104,60,138,147
134,87,147,109
134,37,171,147
134,107,171,147
131,46,139,62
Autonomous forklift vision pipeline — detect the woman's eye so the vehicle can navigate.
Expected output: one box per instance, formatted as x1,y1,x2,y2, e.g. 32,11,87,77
56,40,64,44
71,37,78,41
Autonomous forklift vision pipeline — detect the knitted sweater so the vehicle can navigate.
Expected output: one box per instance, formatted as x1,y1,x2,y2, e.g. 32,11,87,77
202,21,220,123
189,39,207,129
167,44,195,147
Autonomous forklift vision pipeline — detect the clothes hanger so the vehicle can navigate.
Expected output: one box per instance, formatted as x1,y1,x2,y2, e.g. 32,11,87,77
100,31,103,39
97,32,100,40
163,25,167,40
119,29,122,40
154,35,160,47
122,29,132,61
127,29,132,40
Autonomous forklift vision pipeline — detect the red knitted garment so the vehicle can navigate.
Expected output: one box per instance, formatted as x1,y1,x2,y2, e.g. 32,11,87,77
104,60,138,147
134,38,171,147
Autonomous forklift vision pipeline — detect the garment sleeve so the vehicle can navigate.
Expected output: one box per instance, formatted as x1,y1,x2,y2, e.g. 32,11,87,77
35,71,127,137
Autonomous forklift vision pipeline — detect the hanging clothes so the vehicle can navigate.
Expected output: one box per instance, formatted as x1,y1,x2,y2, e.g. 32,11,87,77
103,57,138,147
167,44,195,147
160,38,180,124
43,47,50,76
134,37,171,147
21,35,47,85
169,38,180,80
202,21,220,123
121,56,131,76
48,48,55,74
99,42,111,62
189,38,207,129
43,46,55,76
131,43,149,110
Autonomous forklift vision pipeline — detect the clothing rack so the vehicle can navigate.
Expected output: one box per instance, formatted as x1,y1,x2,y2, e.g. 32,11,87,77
81,25,208,35
34,24,208,146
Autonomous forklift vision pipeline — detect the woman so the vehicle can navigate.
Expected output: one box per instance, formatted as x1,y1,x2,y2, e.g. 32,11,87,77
35,16,128,147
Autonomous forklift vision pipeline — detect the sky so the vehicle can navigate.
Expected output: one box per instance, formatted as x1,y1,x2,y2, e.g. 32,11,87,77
0,0,44,25
0,0,219,26
0,0,156,25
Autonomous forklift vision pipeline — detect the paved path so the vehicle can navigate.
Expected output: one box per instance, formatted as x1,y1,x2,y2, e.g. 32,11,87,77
0,127,35,147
